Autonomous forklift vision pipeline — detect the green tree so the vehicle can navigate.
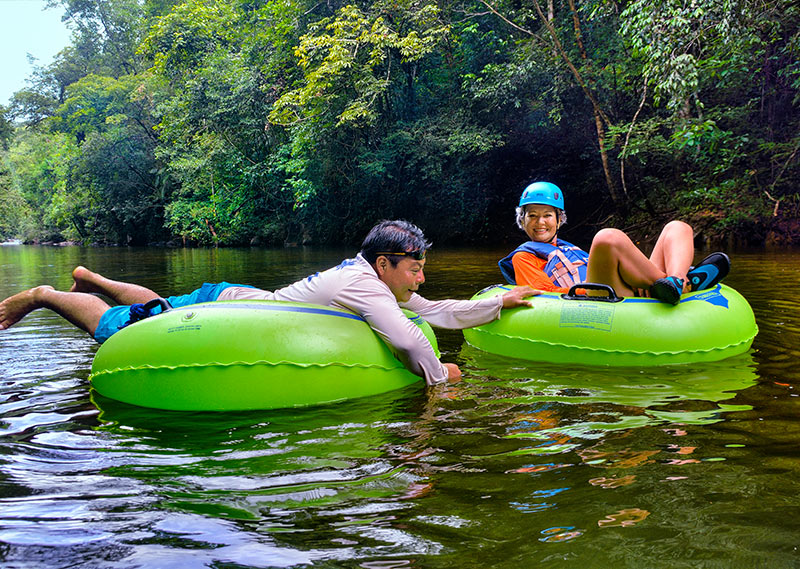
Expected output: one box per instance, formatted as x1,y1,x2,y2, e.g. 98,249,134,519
0,160,31,240
2,0,797,247
0,107,13,150
618,0,800,238
4,129,80,241
140,0,304,244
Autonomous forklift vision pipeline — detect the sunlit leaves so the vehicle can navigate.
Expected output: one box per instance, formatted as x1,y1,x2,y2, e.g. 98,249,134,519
270,3,448,128
55,74,135,139
139,0,239,82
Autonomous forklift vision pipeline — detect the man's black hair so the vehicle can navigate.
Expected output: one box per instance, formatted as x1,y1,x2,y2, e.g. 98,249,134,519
360,220,432,265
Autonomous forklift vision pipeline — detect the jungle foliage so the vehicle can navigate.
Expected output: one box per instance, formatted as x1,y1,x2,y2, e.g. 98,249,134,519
1,0,798,247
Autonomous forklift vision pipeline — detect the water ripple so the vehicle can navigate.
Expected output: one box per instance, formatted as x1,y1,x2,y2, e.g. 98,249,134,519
2,248,800,568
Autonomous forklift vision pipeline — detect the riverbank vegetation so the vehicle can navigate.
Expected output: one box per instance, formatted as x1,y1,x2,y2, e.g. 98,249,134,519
1,0,798,248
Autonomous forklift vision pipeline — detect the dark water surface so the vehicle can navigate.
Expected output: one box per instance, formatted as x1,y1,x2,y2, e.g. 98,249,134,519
1,245,799,568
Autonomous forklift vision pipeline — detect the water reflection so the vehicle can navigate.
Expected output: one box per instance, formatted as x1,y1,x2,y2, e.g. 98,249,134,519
458,347,757,446
3,388,446,566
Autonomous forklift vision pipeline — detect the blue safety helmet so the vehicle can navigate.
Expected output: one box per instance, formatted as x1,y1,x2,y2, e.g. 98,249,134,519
518,182,564,210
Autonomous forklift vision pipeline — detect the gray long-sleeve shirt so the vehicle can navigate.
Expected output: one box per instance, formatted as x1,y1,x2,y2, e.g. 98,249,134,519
217,254,503,385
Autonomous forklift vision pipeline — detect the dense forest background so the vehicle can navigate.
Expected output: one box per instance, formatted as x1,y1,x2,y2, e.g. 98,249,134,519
0,0,798,248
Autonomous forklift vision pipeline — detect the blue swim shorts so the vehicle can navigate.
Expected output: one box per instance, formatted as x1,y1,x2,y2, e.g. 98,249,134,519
94,281,252,343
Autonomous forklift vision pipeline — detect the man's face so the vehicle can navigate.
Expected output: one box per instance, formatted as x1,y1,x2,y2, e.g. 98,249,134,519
378,256,426,302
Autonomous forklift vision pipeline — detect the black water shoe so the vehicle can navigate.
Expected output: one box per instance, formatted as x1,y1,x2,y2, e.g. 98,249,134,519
650,276,684,305
687,252,730,291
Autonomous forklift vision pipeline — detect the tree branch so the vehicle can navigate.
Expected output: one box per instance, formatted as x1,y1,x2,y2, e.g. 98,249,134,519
770,142,799,193
620,74,649,199
530,0,611,127
476,0,535,37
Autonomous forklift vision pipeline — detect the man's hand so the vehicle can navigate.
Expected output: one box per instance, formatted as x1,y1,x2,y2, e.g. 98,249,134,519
443,363,462,382
501,285,539,308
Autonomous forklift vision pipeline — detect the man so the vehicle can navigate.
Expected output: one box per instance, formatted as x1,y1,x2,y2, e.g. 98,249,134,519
0,220,535,384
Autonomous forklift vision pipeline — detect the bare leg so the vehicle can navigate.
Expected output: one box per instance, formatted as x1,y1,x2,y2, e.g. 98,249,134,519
70,266,159,305
647,220,694,285
0,286,110,336
586,228,667,296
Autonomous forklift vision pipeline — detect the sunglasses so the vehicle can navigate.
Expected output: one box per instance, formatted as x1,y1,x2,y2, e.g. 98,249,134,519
375,250,426,260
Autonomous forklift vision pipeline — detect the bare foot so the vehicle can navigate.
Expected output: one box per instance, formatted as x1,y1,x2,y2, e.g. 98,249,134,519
0,286,53,330
70,266,101,294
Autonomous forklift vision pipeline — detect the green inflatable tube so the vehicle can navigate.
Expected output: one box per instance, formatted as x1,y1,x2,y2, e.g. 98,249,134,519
89,301,438,411
463,283,758,366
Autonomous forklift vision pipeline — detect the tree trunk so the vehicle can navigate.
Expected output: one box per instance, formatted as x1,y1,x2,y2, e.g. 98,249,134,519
533,0,624,210
594,111,621,207
567,0,623,210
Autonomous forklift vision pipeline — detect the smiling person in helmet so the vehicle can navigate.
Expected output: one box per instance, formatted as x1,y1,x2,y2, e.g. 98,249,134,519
499,182,730,304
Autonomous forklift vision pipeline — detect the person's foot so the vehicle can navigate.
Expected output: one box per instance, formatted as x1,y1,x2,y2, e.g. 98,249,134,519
0,285,53,329
687,252,730,291
649,276,684,305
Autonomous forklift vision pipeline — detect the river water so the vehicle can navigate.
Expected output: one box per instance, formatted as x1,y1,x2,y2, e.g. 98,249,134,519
1,245,798,568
